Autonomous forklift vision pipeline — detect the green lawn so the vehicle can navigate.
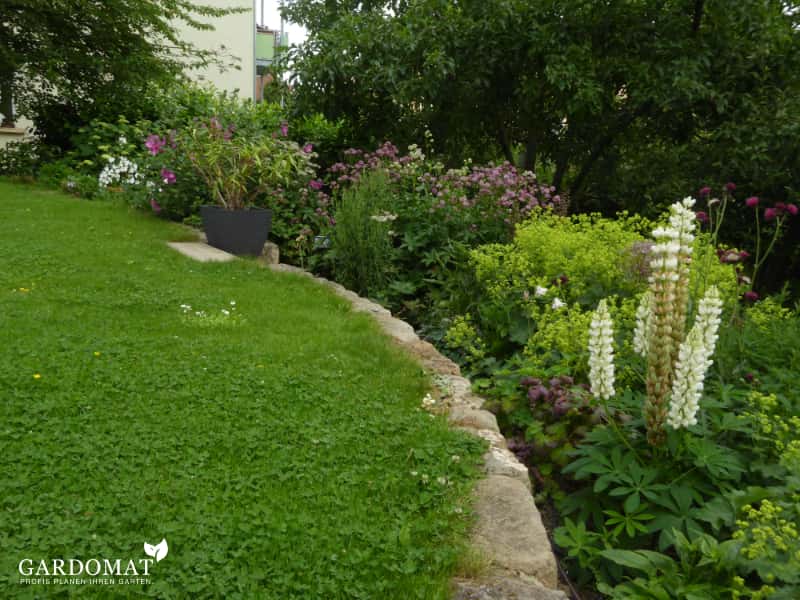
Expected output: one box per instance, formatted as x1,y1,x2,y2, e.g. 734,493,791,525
0,182,484,599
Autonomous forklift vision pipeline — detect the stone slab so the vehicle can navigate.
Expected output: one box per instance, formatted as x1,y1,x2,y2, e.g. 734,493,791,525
449,406,500,433
403,340,461,375
472,476,558,588
483,447,531,491
453,576,568,600
167,242,235,263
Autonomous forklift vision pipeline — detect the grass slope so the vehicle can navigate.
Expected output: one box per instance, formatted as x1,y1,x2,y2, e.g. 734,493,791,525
0,182,484,599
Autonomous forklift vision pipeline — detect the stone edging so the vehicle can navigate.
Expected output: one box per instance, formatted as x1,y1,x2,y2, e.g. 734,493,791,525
267,263,567,600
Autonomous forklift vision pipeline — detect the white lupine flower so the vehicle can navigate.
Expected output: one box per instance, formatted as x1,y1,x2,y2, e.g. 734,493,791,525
588,299,615,400
551,298,566,310
633,291,653,358
667,286,723,429
534,286,548,297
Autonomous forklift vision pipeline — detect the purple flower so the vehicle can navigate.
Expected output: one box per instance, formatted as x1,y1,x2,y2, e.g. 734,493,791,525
309,180,323,190
149,198,162,213
743,291,760,303
303,143,313,153
699,186,712,197
764,207,777,221
145,134,164,156
745,196,759,208
160,168,176,185
280,121,288,137
725,182,737,192
787,204,798,216
696,211,708,223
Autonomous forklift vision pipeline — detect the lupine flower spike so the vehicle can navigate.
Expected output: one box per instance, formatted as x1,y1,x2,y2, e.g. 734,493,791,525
667,286,723,429
588,299,615,400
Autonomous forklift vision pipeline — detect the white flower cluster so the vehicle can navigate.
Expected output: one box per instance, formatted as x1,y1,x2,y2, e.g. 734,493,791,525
98,156,141,188
421,393,436,409
588,299,615,400
407,144,426,162
667,286,723,428
370,212,398,223
633,291,654,357
649,197,696,282
180,300,240,326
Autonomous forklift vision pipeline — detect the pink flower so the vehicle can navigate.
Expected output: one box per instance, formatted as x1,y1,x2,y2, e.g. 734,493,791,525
787,204,798,216
764,207,777,221
280,122,288,137
696,211,708,223
145,134,164,156
309,180,323,190
160,168,176,185
699,186,712,196
725,182,736,192
743,291,759,303
303,143,313,153
745,196,759,208
149,198,162,213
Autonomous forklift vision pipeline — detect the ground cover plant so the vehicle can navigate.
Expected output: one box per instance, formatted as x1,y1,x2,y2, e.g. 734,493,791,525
0,181,484,599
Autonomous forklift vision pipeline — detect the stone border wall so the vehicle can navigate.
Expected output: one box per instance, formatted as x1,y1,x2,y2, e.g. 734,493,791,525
268,263,567,600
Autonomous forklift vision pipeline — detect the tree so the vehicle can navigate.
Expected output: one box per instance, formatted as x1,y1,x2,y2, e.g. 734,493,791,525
283,0,800,210
0,0,238,142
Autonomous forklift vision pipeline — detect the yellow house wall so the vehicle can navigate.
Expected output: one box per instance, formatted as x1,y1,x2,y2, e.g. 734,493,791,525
0,116,34,149
173,0,255,100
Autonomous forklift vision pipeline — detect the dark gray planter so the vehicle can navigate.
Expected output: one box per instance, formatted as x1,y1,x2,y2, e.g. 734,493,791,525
200,206,272,256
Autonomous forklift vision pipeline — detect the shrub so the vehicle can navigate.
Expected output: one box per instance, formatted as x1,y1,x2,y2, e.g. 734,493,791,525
328,170,396,296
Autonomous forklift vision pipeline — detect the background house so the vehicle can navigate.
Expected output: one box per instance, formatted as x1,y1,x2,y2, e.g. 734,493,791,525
0,0,283,148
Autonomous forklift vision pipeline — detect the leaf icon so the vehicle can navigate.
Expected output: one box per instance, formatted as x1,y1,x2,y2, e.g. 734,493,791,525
144,538,169,562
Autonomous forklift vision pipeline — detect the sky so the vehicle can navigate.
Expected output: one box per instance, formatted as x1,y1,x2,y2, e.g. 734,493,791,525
255,0,308,46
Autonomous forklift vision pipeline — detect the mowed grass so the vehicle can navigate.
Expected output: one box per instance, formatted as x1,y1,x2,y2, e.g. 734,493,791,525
0,182,484,599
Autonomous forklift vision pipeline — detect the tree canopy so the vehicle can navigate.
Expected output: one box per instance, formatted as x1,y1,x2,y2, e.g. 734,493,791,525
283,0,800,211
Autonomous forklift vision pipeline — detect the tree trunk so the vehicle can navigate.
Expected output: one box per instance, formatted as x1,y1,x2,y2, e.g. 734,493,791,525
0,70,15,128
498,125,514,164
521,134,537,172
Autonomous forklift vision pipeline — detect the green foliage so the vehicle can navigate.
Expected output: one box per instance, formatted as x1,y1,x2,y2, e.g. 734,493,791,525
1,1,241,149
0,139,53,178
180,116,316,210
329,170,396,296
0,181,485,599
552,299,800,598
284,0,800,215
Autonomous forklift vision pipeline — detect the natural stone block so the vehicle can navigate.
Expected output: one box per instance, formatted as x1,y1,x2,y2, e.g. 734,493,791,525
472,476,558,588
461,428,507,450
261,241,280,264
449,406,500,433
452,576,568,600
483,447,531,491
374,314,419,343
403,340,461,376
